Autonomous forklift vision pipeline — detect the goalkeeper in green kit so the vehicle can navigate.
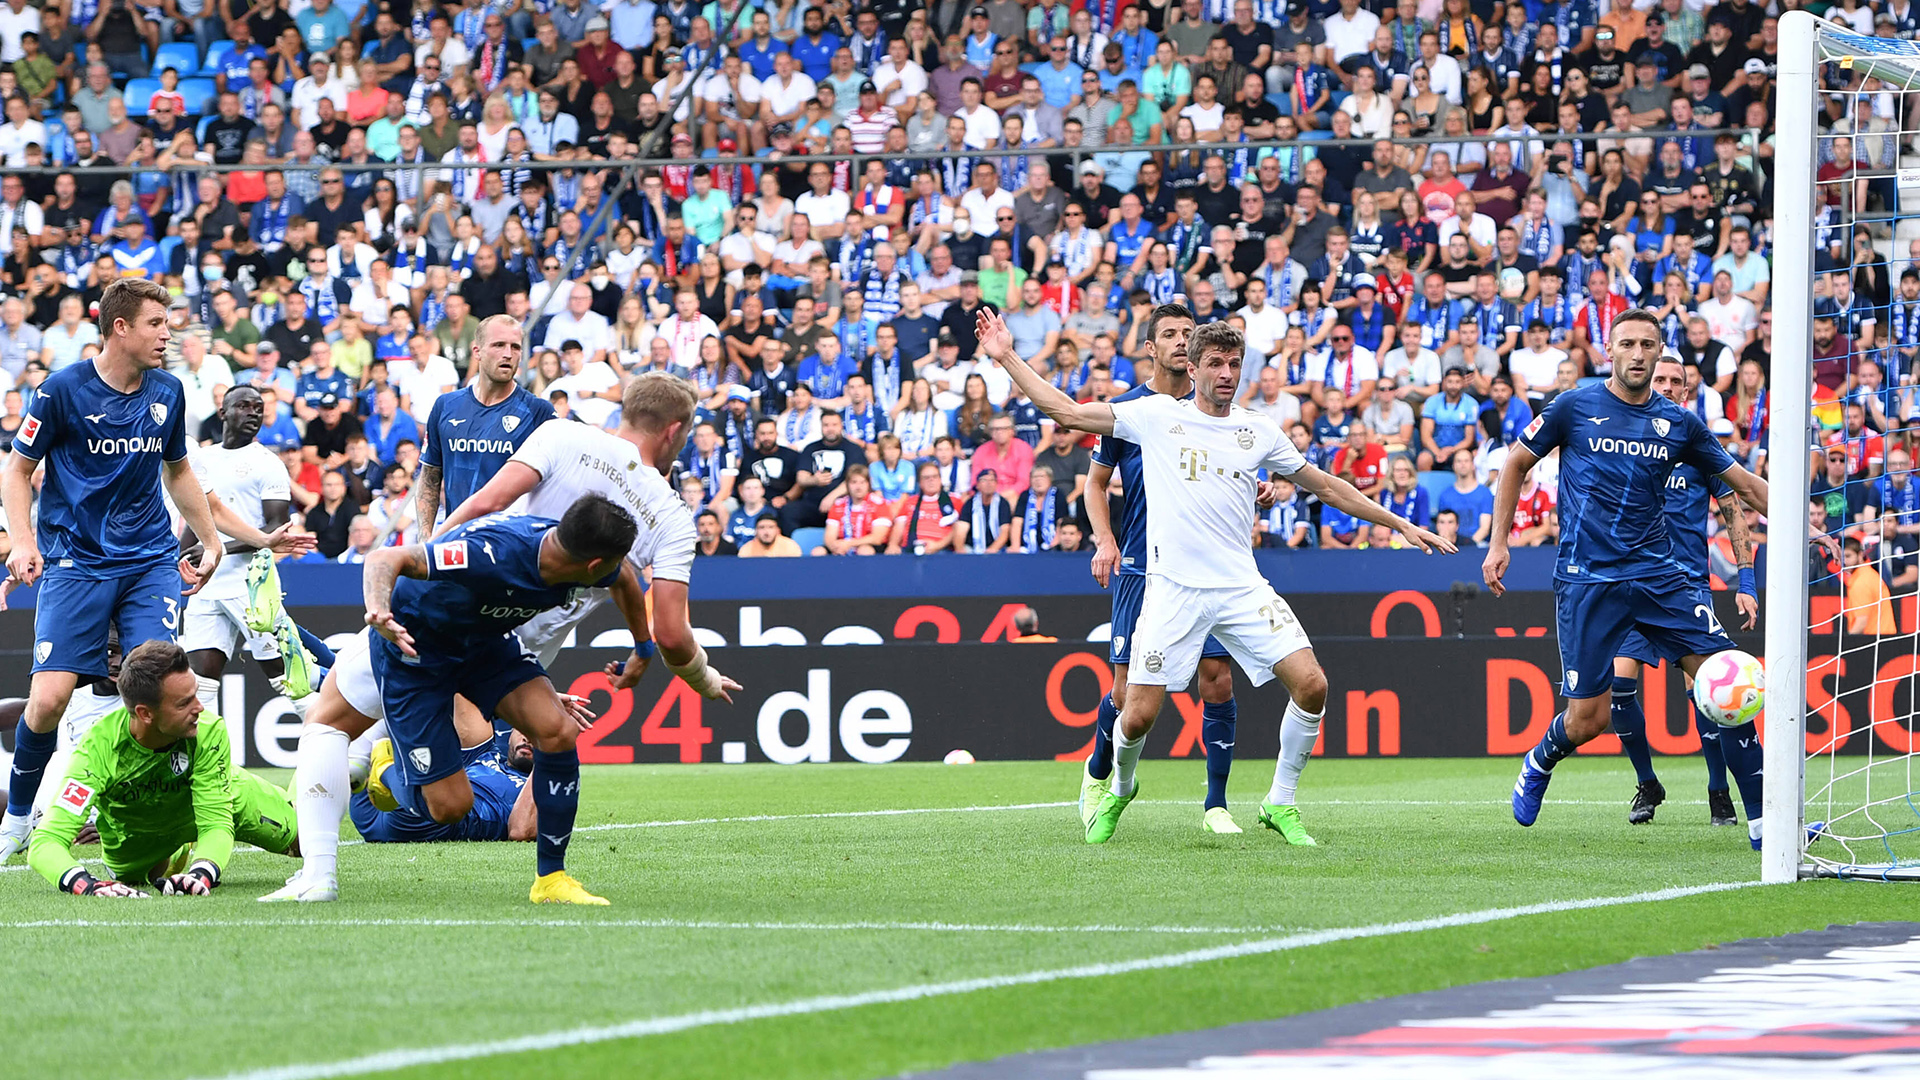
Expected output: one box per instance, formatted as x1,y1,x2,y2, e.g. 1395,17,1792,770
28,640,299,897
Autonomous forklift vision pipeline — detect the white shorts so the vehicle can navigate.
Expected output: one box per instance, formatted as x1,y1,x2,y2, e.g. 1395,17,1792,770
60,687,122,748
513,588,608,668
1128,576,1313,691
178,594,281,662
328,628,385,722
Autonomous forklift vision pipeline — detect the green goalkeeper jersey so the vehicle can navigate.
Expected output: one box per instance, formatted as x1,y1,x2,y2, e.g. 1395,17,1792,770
27,708,242,888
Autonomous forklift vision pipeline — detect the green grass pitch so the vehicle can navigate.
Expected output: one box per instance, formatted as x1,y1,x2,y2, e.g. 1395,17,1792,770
3,757,1915,1080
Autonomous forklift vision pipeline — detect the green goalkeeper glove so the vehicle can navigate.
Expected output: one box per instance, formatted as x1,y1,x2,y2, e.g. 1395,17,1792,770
160,860,220,896
58,867,148,898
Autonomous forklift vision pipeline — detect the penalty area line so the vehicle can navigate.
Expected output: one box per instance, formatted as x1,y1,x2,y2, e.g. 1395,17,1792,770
196,879,1763,1080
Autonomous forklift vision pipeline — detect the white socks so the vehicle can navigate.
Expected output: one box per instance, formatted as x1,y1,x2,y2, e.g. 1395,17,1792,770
1266,701,1324,807
195,675,221,713
346,721,387,789
293,725,350,883
270,676,312,719
1112,726,1147,797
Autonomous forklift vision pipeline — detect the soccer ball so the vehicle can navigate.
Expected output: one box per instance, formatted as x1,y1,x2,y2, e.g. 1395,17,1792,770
943,749,976,765
1693,650,1766,727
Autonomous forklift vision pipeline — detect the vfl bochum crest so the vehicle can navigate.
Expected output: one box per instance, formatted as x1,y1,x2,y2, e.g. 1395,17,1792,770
1652,418,1669,437
149,403,168,426
502,415,521,433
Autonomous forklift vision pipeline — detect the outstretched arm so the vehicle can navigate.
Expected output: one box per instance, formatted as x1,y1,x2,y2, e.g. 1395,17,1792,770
437,462,541,536
975,308,1116,436
363,545,431,655
1291,464,1454,554
1718,462,1769,520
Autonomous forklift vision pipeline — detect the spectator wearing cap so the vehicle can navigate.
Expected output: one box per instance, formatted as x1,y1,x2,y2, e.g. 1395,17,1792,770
1685,15,1748,91
302,392,364,470
843,79,899,154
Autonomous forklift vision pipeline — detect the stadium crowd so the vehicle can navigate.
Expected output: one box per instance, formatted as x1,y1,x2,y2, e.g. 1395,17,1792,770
0,0,1859,569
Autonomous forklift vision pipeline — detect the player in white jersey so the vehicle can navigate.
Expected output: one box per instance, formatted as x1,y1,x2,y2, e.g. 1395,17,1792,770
176,386,320,714
976,311,1455,844
262,374,738,903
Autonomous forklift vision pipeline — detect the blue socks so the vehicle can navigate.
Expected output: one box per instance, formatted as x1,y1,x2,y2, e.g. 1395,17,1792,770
1087,693,1117,781
1721,719,1765,821
297,625,337,669
6,721,56,818
531,747,580,877
1527,713,1576,772
1693,701,1730,792
1202,698,1237,810
1609,676,1659,784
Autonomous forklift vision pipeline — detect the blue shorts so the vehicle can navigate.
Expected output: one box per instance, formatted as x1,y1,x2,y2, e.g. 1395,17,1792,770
1110,573,1228,665
32,562,180,677
1557,577,1734,699
349,742,519,843
1616,629,1674,667
368,633,546,789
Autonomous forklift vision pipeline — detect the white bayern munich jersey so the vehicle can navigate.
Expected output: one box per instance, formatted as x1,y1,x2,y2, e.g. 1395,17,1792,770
187,442,290,600
506,420,697,584
1108,395,1305,590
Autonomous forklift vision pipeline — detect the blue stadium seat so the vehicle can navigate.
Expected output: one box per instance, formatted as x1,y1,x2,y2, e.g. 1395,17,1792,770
177,77,217,117
523,37,538,54
123,78,159,117
155,42,198,75
1417,470,1453,507
201,41,235,76
792,527,826,554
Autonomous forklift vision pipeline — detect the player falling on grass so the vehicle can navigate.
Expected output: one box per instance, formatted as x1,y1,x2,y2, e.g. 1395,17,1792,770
176,386,324,717
28,640,299,897
1610,351,1765,838
265,495,659,906
1086,303,1258,835
975,310,1454,844
352,699,537,844
0,278,225,863
1484,309,1770,829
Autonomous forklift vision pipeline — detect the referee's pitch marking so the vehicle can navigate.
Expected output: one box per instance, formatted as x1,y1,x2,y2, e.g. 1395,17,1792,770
190,880,1763,1080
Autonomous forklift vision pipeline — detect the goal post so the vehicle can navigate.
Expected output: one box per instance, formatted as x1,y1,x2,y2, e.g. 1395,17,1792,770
1771,11,1920,881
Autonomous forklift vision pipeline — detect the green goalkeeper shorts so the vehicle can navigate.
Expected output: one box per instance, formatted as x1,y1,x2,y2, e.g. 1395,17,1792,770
102,770,299,884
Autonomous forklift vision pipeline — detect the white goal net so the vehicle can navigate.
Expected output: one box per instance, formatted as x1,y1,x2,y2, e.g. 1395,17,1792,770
1773,11,1920,881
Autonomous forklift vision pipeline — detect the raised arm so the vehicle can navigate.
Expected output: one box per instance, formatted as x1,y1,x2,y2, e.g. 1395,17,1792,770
1290,463,1453,554
1481,440,1541,596
975,308,1116,435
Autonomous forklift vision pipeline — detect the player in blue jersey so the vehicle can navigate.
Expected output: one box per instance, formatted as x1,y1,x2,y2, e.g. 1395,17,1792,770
1484,308,1770,829
0,278,226,862
263,496,670,905
352,708,535,845
1609,352,1764,837
414,314,555,533
1085,303,1257,836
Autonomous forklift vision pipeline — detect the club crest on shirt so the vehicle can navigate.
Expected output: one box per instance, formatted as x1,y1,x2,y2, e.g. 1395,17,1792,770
149,402,168,426
169,749,189,776
1652,418,1670,437
1235,427,1255,450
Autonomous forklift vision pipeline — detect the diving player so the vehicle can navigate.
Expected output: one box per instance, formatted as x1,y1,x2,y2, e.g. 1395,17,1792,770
28,640,300,897
353,706,536,844
1610,351,1764,839
1086,303,1249,835
269,495,655,905
1484,309,1771,828
976,311,1452,845
0,278,224,862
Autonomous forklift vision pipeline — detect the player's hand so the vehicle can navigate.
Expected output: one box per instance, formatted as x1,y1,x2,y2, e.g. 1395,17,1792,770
366,610,416,657
608,651,649,690
260,523,317,557
1090,536,1120,588
183,545,221,597
6,541,42,590
1736,591,1759,630
693,669,741,704
1482,544,1510,597
60,868,147,897
1255,479,1281,510
1400,523,1456,555
974,308,1013,360
560,693,597,731
159,860,219,896
0,573,18,611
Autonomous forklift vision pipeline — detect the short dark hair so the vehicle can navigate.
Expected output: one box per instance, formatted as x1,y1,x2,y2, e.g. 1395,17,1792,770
1611,306,1663,335
556,494,639,564
119,640,191,713
1144,302,1195,343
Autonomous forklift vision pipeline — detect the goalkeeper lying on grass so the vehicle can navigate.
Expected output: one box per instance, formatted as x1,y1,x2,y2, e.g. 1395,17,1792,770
28,640,298,897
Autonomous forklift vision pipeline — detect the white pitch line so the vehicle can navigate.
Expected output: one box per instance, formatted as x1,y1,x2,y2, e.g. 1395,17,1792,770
0,917,1292,934
194,879,1764,1080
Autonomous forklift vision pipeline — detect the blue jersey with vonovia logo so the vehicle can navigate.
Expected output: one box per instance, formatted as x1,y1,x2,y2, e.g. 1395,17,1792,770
1518,381,1734,584
1661,460,1730,585
397,514,620,655
13,361,188,575
419,385,554,523
1092,381,1193,576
